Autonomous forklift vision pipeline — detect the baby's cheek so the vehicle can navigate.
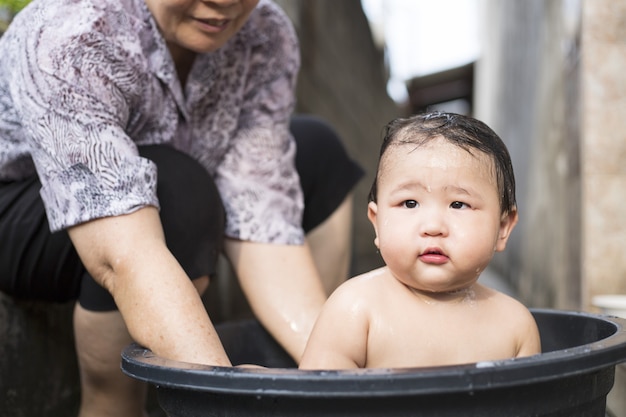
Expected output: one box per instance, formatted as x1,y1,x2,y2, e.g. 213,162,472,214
378,233,406,256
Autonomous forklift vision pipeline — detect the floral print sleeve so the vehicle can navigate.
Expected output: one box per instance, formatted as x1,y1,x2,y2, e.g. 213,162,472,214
214,3,304,244
0,0,305,244
0,0,160,231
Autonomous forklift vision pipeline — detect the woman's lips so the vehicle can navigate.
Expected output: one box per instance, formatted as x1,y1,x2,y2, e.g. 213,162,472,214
194,17,230,32
202,18,228,26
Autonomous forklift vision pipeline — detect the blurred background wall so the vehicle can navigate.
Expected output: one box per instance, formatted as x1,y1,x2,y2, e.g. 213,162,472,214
475,0,584,309
476,0,626,313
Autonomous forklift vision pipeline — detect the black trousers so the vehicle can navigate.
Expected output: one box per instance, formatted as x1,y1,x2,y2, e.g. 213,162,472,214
0,115,364,311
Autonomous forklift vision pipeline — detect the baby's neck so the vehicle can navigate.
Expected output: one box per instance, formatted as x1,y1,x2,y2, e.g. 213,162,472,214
408,285,478,305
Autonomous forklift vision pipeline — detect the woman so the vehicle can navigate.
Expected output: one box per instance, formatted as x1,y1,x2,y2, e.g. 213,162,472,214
0,0,363,415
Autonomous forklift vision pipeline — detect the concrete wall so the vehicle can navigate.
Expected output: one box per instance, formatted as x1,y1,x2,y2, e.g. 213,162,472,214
476,0,626,310
475,0,583,309
580,0,626,304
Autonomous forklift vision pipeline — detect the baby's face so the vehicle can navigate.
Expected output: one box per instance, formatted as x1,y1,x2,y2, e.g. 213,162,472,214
368,136,516,294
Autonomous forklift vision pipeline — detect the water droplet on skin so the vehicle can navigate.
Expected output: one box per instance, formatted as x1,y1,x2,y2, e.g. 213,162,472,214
464,287,477,306
452,286,477,306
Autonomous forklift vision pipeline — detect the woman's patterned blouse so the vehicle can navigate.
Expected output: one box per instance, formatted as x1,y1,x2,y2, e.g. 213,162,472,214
0,0,304,244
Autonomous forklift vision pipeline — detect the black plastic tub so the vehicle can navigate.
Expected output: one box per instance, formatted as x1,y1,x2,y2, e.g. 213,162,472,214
122,309,626,416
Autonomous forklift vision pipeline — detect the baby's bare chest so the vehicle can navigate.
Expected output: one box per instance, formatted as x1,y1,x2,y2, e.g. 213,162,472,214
364,303,518,368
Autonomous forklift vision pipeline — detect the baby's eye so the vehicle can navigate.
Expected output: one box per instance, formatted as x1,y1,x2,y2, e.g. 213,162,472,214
450,201,469,209
403,200,418,209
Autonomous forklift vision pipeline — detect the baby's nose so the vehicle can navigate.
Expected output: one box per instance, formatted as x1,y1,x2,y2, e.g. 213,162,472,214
418,210,448,237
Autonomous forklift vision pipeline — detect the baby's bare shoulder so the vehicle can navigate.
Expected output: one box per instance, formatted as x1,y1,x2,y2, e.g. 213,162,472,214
328,267,396,305
338,267,391,291
479,285,536,324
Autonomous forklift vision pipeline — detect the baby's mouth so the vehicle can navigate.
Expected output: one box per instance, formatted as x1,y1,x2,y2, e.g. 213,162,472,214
422,247,444,255
419,248,449,264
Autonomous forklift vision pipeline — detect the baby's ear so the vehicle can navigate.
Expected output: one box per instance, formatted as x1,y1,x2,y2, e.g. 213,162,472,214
367,201,380,249
495,208,519,252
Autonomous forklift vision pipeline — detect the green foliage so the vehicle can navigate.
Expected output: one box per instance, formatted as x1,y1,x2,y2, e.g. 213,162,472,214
0,0,31,14
0,0,29,33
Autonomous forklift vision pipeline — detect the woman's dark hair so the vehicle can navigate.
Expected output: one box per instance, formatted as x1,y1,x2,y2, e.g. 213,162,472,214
368,111,516,214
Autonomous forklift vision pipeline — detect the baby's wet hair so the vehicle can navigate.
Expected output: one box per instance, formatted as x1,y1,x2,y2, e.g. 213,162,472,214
368,111,516,215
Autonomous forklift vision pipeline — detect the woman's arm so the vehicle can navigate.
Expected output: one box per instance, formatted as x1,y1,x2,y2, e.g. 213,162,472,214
68,206,231,366
224,238,326,363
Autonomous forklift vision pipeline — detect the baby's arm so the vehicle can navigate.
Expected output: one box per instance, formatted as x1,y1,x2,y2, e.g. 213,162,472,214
299,280,370,369
511,303,542,358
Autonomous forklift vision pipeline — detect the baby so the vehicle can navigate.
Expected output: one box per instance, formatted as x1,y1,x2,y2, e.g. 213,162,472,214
300,112,541,369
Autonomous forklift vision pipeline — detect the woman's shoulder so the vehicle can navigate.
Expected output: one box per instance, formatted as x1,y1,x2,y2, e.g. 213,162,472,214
10,0,143,34
6,0,149,81
222,1,299,86
238,0,298,51
249,1,295,33
3,0,145,67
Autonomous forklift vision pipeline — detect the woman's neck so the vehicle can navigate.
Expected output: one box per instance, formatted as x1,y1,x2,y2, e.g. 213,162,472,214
167,42,196,89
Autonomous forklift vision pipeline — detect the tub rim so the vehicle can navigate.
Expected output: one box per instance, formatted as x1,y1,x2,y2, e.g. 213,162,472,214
121,308,626,397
